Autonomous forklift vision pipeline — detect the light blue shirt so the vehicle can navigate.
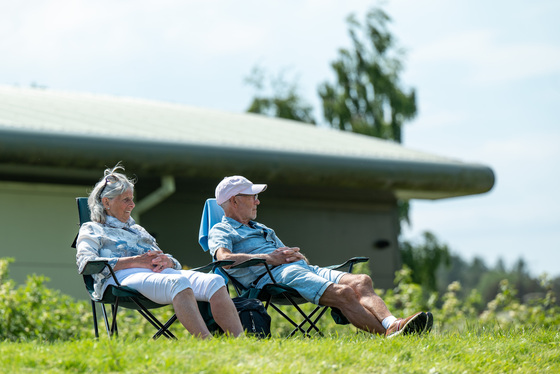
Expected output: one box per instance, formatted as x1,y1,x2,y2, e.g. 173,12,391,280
76,216,181,300
208,216,285,287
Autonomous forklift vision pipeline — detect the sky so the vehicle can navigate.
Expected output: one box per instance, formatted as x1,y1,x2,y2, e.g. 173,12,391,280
1,0,559,277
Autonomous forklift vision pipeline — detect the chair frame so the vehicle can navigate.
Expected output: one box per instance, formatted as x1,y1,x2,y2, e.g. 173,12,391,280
81,259,233,340
80,259,177,340
221,257,369,337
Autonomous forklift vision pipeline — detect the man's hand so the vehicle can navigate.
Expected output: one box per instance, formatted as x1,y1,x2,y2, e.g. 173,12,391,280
268,247,306,266
215,247,308,267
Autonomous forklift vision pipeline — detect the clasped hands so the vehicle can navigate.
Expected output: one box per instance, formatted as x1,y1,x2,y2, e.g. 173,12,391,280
268,247,306,266
136,250,170,272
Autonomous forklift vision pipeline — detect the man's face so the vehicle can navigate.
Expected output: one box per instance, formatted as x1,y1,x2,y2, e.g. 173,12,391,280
234,194,260,223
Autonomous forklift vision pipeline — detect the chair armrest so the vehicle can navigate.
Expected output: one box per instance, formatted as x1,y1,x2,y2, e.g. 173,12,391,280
231,258,280,283
191,260,235,273
327,257,369,272
111,285,142,298
80,260,109,275
230,258,267,269
80,259,121,286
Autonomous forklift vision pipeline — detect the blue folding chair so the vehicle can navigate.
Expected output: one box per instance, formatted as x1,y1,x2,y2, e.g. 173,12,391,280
198,198,369,337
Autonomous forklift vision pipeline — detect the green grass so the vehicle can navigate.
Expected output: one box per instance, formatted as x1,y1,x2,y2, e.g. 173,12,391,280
2,260,559,372
1,326,558,373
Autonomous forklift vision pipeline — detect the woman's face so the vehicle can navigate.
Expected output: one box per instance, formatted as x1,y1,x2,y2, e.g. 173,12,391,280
104,189,135,223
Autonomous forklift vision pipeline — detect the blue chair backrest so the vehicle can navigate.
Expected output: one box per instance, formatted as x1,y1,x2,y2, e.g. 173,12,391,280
198,198,225,252
198,198,230,283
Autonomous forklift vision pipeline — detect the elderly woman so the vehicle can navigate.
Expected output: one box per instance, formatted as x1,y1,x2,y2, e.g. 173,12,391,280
76,163,243,339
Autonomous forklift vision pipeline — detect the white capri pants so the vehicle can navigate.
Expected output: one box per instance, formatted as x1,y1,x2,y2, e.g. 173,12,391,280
105,268,226,305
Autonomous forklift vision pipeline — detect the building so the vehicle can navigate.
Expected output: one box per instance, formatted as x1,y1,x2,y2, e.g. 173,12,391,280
0,85,495,299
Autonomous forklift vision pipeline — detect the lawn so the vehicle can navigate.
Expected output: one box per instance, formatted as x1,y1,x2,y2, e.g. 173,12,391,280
2,259,559,372
1,326,558,373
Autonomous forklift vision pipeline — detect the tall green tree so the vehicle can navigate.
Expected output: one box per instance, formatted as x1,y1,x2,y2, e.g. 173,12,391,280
318,7,417,143
319,6,417,227
245,65,316,124
244,6,416,225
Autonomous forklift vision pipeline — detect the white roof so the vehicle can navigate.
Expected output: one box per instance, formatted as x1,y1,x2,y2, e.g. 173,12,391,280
0,85,494,199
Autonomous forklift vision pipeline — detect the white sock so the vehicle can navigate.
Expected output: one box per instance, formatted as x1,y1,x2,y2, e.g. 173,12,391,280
382,316,397,330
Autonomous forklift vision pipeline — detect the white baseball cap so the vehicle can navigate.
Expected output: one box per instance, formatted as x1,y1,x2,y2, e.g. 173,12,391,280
215,176,267,205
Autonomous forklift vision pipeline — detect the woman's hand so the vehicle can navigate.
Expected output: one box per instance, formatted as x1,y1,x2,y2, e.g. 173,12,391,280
113,250,172,272
127,250,170,272
149,251,171,273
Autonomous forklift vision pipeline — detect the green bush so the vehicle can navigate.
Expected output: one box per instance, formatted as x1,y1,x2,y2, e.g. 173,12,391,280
0,258,181,341
1,257,558,342
0,258,90,341
386,266,560,333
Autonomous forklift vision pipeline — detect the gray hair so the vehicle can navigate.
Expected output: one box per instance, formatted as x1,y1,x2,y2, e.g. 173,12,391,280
88,162,136,223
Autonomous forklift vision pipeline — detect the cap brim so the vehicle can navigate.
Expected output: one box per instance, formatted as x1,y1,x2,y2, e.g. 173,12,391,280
246,184,267,195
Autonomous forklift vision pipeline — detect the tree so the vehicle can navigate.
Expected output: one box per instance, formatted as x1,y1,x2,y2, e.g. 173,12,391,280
243,6,416,225
244,65,316,124
400,231,451,292
318,6,417,226
318,7,416,143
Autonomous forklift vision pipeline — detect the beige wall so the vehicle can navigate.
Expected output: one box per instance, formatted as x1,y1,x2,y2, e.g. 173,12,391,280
0,180,401,300
260,199,402,288
141,194,401,290
0,181,91,299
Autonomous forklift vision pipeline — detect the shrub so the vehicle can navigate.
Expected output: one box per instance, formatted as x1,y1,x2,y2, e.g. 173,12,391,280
0,258,182,341
1,257,558,341
0,258,91,341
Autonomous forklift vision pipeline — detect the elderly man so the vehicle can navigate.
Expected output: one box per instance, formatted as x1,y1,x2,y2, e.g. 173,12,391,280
208,175,433,338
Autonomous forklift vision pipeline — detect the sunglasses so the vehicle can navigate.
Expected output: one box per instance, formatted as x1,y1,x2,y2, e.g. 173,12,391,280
236,194,259,201
97,175,117,201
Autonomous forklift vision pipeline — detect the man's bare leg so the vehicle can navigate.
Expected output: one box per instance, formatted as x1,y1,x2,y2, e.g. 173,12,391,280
318,275,387,334
339,273,393,322
320,274,428,336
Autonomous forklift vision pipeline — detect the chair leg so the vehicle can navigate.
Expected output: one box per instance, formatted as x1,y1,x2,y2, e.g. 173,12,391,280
303,306,329,336
281,293,323,337
98,298,177,339
290,307,321,337
91,300,99,339
265,292,325,338
110,303,119,337
265,297,322,337
262,294,305,334
128,298,177,340
100,303,111,338
268,303,303,332
151,314,178,340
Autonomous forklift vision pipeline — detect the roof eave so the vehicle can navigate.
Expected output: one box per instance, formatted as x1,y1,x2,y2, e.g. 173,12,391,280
0,127,495,199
